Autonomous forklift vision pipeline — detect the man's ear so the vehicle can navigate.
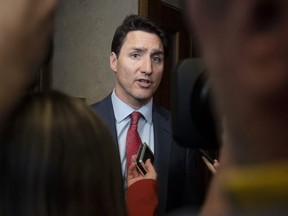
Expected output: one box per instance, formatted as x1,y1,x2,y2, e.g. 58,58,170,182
110,52,118,72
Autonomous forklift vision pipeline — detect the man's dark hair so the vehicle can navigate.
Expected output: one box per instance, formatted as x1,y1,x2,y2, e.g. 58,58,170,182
111,14,169,57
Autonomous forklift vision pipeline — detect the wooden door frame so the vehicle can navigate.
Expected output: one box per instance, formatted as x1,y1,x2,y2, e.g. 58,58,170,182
139,0,161,24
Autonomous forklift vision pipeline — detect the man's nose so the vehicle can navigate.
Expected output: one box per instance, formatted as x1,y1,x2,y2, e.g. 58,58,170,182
141,57,152,75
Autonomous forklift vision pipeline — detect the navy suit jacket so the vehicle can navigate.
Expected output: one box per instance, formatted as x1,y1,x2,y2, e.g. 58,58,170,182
91,94,204,215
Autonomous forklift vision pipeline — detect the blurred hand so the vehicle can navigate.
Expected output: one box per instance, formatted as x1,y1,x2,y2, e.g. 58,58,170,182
202,156,220,174
127,155,157,187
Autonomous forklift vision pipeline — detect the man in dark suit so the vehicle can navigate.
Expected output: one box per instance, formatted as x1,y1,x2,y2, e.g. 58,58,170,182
91,14,204,215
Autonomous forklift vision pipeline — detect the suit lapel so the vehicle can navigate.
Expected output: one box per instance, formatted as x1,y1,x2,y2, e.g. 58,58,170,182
153,105,171,214
105,102,119,148
96,95,119,149
91,94,125,188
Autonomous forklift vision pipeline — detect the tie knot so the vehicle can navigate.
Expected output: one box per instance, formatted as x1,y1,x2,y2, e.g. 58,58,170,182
130,111,142,125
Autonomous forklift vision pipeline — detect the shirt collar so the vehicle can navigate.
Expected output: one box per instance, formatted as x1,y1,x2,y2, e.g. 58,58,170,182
111,89,153,124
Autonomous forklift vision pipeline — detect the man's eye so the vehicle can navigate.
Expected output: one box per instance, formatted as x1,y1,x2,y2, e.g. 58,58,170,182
153,56,162,63
130,53,141,58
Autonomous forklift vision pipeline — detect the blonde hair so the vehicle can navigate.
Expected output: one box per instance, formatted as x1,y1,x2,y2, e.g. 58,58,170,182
0,90,126,216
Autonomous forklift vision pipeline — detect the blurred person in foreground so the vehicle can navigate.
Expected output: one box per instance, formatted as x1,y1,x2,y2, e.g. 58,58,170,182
0,90,158,216
185,0,288,215
0,0,58,123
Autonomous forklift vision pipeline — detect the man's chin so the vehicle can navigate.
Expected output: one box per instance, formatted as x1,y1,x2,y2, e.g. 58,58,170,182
134,90,154,99
134,94,153,103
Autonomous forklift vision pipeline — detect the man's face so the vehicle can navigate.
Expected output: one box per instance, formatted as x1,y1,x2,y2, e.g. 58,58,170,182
110,30,164,109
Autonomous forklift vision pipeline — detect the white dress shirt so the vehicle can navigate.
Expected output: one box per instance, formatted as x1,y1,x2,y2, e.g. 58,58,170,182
111,89,154,185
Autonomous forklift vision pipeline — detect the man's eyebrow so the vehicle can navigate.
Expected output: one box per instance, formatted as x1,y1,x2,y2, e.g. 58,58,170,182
151,50,164,56
129,48,146,52
128,48,164,56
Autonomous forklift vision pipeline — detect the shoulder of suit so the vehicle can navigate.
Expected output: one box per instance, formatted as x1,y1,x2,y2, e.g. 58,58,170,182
90,94,112,110
153,103,171,120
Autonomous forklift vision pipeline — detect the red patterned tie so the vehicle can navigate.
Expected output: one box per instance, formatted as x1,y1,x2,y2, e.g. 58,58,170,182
126,111,142,170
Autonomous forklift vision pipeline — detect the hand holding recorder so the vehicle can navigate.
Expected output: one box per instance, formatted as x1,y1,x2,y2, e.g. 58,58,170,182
199,148,220,174
136,142,154,175
127,143,156,187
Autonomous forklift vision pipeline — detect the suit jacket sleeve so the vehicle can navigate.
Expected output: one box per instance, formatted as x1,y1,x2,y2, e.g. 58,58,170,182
126,179,158,216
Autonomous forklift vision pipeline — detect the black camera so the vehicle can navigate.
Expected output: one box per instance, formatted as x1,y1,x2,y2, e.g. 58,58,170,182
171,58,219,150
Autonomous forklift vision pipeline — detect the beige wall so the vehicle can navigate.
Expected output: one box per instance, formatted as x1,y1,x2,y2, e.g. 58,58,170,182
52,0,138,105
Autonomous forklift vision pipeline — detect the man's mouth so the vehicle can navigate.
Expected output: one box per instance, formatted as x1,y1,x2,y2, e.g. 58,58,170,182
137,79,152,88
138,79,151,84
